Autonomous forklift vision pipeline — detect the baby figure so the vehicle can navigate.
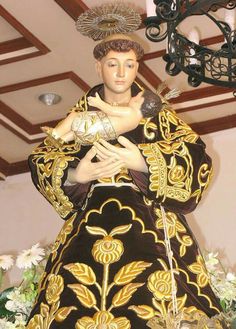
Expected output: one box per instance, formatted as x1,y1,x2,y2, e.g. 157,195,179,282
41,90,162,147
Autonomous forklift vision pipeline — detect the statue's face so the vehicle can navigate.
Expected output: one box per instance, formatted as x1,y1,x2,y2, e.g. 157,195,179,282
96,49,139,94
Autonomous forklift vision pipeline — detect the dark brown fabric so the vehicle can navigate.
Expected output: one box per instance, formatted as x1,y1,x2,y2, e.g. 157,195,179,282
27,83,222,329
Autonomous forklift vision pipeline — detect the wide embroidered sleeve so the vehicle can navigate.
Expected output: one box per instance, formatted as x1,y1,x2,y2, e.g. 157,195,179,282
137,108,213,214
28,96,91,220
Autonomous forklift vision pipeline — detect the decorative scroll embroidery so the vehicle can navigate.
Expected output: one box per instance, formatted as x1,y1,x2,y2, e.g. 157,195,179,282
51,213,76,261
139,142,194,203
159,109,199,144
191,163,213,202
32,151,75,218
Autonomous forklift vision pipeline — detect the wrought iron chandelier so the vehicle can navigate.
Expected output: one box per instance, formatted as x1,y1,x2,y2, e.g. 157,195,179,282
144,0,236,88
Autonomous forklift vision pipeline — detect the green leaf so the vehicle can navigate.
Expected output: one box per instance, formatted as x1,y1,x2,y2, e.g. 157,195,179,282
220,299,227,311
0,287,15,304
0,287,17,320
0,306,15,319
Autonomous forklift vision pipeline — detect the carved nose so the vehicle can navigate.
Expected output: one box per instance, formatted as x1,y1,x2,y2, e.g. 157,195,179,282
117,65,125,78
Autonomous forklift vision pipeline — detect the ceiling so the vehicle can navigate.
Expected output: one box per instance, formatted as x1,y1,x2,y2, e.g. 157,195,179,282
0,0,235,180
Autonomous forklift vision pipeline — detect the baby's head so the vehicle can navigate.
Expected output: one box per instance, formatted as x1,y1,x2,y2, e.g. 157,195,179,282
131,90,162,118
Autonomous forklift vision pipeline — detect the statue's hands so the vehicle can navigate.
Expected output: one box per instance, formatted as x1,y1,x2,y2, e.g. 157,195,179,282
93,137,148,173
67,147,124,184
87,92,103,108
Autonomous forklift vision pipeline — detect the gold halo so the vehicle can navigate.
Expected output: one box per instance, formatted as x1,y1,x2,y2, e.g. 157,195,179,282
76,2,142,41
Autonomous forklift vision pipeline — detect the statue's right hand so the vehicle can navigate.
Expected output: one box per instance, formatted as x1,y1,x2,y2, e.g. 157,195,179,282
67,147,124,184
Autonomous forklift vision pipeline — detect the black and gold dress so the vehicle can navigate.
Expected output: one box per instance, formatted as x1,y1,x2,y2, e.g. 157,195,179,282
27,83,224,329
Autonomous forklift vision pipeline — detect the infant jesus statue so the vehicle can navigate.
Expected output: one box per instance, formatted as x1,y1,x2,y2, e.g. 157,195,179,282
41,89,162,147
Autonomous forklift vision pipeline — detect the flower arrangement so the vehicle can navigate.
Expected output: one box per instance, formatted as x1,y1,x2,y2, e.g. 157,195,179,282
0,246,235,328
204,251,236,328
0,244,50,329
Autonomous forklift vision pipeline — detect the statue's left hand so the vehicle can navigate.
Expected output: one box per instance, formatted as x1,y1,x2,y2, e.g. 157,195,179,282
94,136,148,173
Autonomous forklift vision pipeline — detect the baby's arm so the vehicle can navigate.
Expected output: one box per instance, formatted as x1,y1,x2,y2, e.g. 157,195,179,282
88,92,132,117
41,112,79,143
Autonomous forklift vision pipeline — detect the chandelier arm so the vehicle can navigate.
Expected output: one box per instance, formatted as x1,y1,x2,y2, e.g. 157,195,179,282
145,0,236,88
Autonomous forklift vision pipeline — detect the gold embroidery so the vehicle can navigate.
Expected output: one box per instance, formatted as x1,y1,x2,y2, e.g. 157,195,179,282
92,236,124,264
111,282,144,308
51,213,76,261
114,261,152,285
176,266,220,312
159,109,199,143
75,311,131,329
192,163,213,203
154,209,193,257
33,152,75,218
64,263,96,285
140,117,158,140
147,270,173,301
27,274,76,329
129,305,156,320
130,259,187,322
188,255,210,288
146,307,225,329
139,142,194,202
60,200,154,321
45,274,64,305
68,283,98,309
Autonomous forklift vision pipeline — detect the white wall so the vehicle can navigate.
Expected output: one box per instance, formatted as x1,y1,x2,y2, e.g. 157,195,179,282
0,127,236,288
0,172,62,288
188,128,236,269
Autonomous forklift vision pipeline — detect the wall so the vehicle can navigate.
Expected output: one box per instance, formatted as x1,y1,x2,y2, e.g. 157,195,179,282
0,127,236,288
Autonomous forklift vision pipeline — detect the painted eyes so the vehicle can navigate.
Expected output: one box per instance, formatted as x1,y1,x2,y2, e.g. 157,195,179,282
107,62,135,69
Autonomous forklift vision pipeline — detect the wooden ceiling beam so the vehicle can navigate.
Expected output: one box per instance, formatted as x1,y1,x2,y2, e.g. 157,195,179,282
0,37,32,55
192,113,236,135
0,71,89,94
0,5,50,54
54,0,88,20
138,62,163,89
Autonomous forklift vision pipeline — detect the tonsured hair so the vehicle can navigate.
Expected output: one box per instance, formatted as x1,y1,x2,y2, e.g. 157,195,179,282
93,39,144,61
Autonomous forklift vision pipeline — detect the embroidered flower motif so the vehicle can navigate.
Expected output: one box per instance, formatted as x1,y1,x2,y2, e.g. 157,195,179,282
45,274,64,305
169,165,186,183
155,211,186,238
188,255,209,288
75,311,130,329
147,270,173,301
27,314,44,329
92,236,124,265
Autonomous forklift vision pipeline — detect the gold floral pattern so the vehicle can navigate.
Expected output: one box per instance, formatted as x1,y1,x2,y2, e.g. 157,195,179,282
154,209,193,257
147,270,172,301
27,273,76,329
92,236,124,264
45,274,64,305
188,255,210,288
155,210,186,239
27,314,44,329
75,311,130,329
